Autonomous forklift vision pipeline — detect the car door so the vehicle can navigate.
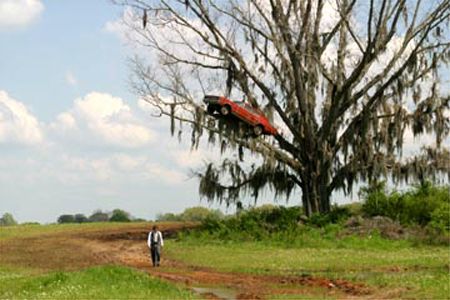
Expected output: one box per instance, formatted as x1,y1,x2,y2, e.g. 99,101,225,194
242,104,260,125
231,102,249,121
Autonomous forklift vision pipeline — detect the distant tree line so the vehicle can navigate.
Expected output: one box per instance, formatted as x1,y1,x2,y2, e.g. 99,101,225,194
57,209,137,224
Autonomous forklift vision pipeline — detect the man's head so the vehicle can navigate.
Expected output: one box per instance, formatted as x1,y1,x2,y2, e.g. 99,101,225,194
152,225,158,231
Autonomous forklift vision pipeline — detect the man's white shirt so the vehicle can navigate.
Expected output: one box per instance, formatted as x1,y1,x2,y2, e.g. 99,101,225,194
147,231,164,248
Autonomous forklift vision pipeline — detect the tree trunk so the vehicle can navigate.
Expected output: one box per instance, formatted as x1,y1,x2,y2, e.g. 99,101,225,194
301,166,331,217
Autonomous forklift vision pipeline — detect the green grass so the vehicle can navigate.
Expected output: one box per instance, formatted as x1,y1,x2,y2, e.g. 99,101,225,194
357,268,450,299
167,242,448,273
2,221,449,299
0,266,195,299
166,240,450,299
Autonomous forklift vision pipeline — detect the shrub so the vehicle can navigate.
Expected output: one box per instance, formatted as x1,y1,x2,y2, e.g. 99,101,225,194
429,202,450,232
195,205,303,242
361,181,449,229
341,202,363,216
307,205,352,227
360,181,396,218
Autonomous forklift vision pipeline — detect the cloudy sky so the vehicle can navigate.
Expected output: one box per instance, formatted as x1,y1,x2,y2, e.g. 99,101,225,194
0,0,238,223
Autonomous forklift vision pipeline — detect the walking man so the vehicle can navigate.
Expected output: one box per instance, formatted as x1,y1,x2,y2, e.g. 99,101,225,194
147,225,164,267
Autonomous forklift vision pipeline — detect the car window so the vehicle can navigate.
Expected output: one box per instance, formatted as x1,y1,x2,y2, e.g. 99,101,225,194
234,101,263,115
245,104,261,115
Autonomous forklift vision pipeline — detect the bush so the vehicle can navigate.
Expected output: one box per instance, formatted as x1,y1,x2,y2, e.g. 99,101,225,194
307,205,352,227
429,202,450,232
182,201,448,246
197,205,302,242
360,181,395,218
361,181,449,230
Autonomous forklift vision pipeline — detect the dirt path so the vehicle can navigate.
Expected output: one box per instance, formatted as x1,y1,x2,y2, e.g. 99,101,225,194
0,224,372,299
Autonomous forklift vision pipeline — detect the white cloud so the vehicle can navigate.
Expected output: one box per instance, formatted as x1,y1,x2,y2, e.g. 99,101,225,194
56,153,185,185
143,162,185,184
50,92,156,148
65,71,78,86
171,148,207,168
104,8,130,41
0,0,44,29
0,90,43,145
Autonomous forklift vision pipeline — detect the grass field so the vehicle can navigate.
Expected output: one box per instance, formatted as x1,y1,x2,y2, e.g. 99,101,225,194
1,223,449,299
166,240,449,299
0,265,195,299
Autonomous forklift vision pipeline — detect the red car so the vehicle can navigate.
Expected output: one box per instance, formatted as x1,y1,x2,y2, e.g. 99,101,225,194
204,95,278,136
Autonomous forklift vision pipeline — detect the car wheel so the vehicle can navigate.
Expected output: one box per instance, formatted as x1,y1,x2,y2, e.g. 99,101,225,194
220,105,231,116
207,118,216,127
207,105,215,115
253,125,263,136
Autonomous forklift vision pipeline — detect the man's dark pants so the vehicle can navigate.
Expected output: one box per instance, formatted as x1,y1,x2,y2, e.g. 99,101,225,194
150,244,161,267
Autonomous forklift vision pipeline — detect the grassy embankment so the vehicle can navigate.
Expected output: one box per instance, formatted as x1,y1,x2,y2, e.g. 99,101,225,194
0,223,195,300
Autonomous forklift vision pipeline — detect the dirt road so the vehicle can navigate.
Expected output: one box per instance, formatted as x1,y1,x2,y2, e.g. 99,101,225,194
0,224,371,299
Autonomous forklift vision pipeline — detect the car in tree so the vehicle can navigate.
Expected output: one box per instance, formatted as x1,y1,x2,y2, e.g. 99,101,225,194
204,95,278,136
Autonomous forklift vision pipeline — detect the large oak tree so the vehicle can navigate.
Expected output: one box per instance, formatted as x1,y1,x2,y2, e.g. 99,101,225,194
114,0,450,216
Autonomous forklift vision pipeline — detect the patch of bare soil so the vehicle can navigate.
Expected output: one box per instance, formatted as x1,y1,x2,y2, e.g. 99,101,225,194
0,224,372,299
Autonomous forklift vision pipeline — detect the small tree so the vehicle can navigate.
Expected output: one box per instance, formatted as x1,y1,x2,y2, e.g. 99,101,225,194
0,213,18,226
74,214,89,223
109,209,131,222
88,210,109,222
57,214,75,224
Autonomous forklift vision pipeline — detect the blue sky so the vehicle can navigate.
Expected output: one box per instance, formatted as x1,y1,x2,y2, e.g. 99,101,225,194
0,1,129,121
0,0,239,223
